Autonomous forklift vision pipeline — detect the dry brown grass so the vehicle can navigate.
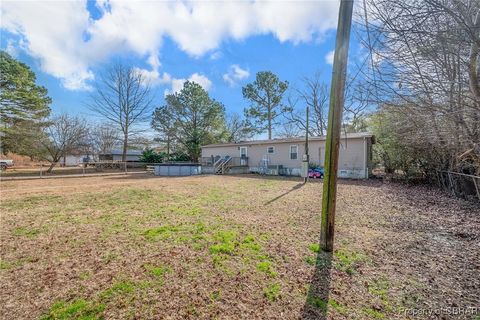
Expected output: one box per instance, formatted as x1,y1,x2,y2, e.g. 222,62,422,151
0,174,478,320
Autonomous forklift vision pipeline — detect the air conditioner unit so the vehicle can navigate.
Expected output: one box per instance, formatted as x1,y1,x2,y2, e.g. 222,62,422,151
267,164,283,176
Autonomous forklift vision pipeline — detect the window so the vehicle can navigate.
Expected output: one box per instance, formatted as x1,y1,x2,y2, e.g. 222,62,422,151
267,146,275,154
239,146,247,158
290,145,298,160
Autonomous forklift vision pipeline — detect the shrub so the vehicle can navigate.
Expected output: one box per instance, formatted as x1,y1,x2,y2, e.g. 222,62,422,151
139,149,165,163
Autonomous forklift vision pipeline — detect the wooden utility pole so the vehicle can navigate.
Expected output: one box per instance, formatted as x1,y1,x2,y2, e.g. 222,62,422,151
303,104,310,184
320,0,354,252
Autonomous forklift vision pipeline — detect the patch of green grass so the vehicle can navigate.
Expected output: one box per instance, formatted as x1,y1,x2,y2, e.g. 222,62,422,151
40,299,105,320
79,271,91,281
263,282,281,302
259,233,270,241
304,251,332,269
368,276,395,312
308,296,348,314
209,242,235,255
193,222,206,234
0,260,12,270
209,290,221,302
203,187,228,203
1,195,62,211
240,234,262,252
304,256,316,265
362,307,386,319
145,264,170,279
328,299,348,315
212,254,229,267
256,260,277,277
0,256,38,269
209,231,238,255
368,276,390,297
213,230,237,243
167,205,203,216
144,225,180,241
334,248,366,275
308,243,320,253
100,281,135,300
13,226,41,238
308,296,328,312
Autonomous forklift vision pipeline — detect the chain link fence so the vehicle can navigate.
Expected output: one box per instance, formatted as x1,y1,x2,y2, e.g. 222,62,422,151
0,161,150,180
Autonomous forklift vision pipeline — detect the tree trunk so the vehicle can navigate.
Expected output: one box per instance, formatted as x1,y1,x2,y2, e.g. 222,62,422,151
468,11,480,103
46,161,58,173
122,132,128,162
166,136,170,161
267,108,272,140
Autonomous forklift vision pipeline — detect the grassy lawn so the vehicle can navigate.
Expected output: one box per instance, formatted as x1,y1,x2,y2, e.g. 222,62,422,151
0,174,479,319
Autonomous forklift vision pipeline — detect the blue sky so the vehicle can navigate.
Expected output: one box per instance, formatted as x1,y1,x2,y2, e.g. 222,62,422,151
1,0,349,121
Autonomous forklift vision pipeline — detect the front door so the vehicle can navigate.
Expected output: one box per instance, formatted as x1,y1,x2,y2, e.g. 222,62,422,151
239,147,247,165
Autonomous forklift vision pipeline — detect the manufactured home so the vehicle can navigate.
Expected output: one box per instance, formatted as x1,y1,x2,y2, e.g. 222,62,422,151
98,149,143,162
201,132,374,179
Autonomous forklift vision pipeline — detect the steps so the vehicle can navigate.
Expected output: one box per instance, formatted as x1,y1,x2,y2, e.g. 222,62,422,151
214,156,232,175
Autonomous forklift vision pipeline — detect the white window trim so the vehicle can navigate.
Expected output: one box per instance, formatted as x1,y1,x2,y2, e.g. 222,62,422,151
239,146,248,157
290,145,298,160
267,146,275,154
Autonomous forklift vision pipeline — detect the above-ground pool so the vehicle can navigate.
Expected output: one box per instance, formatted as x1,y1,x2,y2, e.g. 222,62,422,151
154,163,201,176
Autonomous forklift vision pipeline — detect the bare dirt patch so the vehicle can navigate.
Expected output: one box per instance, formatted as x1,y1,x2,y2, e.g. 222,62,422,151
0,175,478,319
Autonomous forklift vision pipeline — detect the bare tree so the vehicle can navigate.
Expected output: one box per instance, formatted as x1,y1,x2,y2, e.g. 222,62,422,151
343,78,373,132
40,114,89,172
225,113,254,142
90,123,120,156
357,0,480,175
277,121,302,138
88,63,155,161
128,135,155,150
284,73,329,136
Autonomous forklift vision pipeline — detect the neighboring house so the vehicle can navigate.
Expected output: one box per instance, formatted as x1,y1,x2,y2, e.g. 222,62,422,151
63,154,95,166
98,149,143,162
201,132,375,179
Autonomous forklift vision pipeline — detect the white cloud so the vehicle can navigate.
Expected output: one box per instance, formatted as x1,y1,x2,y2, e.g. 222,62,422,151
132,52,172,86
1,1,95,90
1,0,340,90
5,39,18,57
223,65,250,86
188,73,212,90
134,67,172,86
325,50,335,65
166,73,212,95
209,51,222,60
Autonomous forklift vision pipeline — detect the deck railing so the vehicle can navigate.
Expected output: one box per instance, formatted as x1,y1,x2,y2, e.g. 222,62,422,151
201,157,248,167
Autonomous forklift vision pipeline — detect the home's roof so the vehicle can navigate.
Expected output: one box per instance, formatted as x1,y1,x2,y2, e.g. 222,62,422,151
100,149,143,156
202,132,374,148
